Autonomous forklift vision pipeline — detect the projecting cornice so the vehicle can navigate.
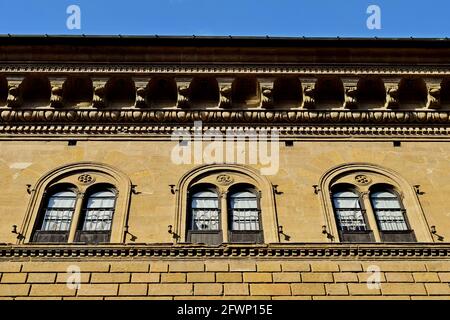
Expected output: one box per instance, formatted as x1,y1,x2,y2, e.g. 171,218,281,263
1,63,450,75
0,244,449,259
1,109,449,124
0,110,449,137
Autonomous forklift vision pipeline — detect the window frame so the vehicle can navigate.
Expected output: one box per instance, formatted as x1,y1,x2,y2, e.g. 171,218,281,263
330,185,375,243
31,184,78,243
22,162,132,245
186,184,223,245
74,184,118,244
227,185,264,244
369,185,416,242
318,164,432,243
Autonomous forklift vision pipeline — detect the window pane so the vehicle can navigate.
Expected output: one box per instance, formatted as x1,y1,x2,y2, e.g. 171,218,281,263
332,190,367,231
229,190,260,231
371,190,408,231
82,190,116,231
190,190,220,231
41,190,76,231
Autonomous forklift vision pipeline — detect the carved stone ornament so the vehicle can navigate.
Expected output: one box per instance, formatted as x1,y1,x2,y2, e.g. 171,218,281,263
354,174,372,185
216,174,234,186
78,174,96,185
219,85,232,108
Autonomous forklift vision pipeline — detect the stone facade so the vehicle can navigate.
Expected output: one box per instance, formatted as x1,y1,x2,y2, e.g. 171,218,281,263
0,36,449,300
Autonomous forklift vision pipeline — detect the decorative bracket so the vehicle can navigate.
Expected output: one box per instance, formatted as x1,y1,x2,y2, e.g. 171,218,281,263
382,78,401,109
300,77,317,109
49,77,66,108
258,78,275,109
6,77,24,108
217,77,234,109
175,77,192,109
342,77,359,109
92,79,107,108
424,78,442,109
134,78,150,108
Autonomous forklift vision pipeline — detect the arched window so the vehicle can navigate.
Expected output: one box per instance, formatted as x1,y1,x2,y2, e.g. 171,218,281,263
177,165,278,244
320,164,430,243
370,187,416,242
75,186,117,243
32,187,77,243
228,187,263,243
187,186,222,245
331,187,374,242
23,162,132,244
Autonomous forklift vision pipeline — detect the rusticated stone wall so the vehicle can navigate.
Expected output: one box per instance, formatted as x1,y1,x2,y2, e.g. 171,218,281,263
0,258,450,300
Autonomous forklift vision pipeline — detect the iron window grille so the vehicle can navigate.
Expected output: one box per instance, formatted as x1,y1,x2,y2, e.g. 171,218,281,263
32,190,77,243
187,189,222,245
75,189,116,243
228,189,264,244
370,189,416,242
332,189,374,243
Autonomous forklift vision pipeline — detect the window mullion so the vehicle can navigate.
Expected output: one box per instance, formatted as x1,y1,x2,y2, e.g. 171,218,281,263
362,192,381,242
67,191,84,243
221,190,228,243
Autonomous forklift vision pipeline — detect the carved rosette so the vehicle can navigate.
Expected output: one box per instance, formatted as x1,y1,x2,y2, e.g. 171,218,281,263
216,174,234,186
78,174,96,185
354,174,371,186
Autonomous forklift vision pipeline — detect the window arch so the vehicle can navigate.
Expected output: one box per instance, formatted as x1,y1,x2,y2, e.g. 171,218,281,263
187,184,222,245
331,185,374,243
75,184,117,243
32,184,78,243
318,163,433,243
370,185,416,242
175,164,279,244
21,162,132,244
228,184,263,243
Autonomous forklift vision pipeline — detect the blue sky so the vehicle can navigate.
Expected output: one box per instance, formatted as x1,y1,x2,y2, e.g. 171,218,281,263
0,0,448,37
